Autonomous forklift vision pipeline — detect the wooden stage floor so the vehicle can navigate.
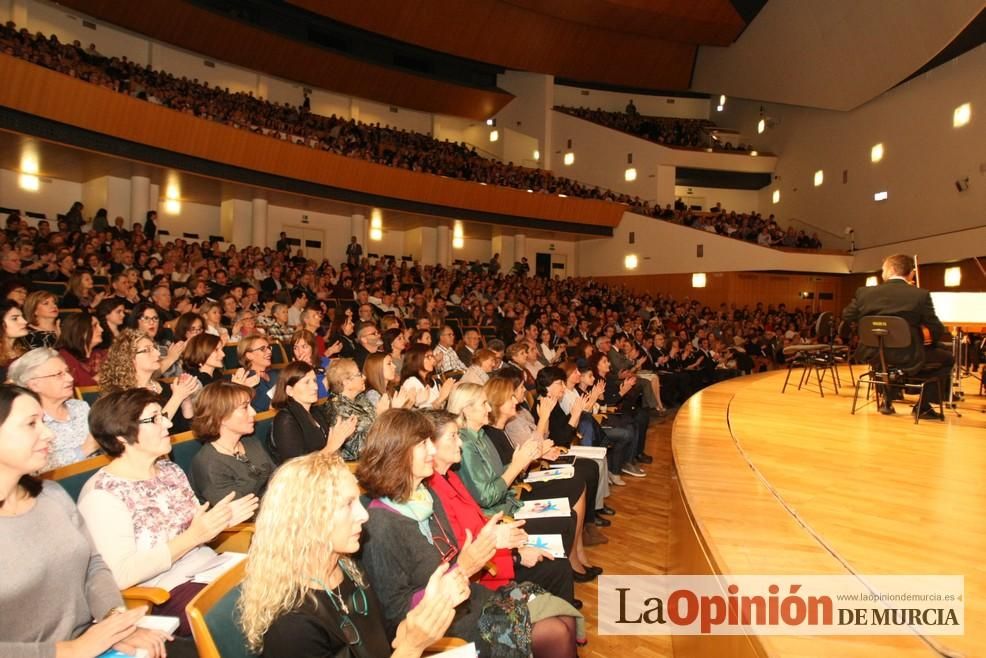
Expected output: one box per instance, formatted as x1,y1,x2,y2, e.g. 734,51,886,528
671,367,985,658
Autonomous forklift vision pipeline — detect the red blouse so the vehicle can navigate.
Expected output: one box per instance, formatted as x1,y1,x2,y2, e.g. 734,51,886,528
426,469,515,590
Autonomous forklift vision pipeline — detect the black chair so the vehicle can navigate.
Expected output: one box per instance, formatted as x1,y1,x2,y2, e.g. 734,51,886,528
851,316,944,424
781,312,840,397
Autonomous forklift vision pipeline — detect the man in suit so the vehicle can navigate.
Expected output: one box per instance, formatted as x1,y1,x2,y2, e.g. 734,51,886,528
842,254,952,419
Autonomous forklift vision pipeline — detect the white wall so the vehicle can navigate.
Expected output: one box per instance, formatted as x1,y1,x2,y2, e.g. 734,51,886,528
501,128,539,169
714,44,986,257
0,169,82,218
576,212,854,277
496,71,552,167
554,84,710,119
673,186,760,215
433,116,500,159
552,111,776,203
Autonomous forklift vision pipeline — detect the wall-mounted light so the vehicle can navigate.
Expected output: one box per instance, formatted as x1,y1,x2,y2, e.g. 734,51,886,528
692,273,707,288
533,149,540,161
164,182,181,214
624,254,638,270
452,221,464,249
624,153,636,182
489,129,499,142
873,191,888,202
749,150,758,157
772,190,780,204
814,170,824,187
19,150,40,191
486,118,494,126
757,118,765,134
944,266,961,287
953,103,971,128
719,94,726,106
871,143,884,163
865,276,879,287
563,139,574,166
370,209,383,241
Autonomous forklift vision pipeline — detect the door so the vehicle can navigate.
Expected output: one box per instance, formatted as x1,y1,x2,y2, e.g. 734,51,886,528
535,252,552,278
551,253,568,279
283,225,325,260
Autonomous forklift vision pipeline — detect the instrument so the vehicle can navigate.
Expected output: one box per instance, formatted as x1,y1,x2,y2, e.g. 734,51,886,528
914,254,935,346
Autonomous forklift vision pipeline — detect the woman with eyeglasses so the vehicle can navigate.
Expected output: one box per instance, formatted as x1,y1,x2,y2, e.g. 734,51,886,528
8,348,98,469
55,311,104,387
127,302,185,377
98,329,198,433
172,312,206,343
269,361,356,464
359,409,582,657
0,301,29,380
239,452,464,658
78,388,258,636
0,384,174,658
23,290,60,349
288,328,329,399
326,358,381,462
397,344,455,410
238,333,279,413
189,381,276,506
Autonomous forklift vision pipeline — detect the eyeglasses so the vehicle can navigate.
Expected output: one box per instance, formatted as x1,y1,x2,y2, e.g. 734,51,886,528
247,344,272,353
31,369,72,381
138,413,165,425
135,348,156,355
140,316,160,323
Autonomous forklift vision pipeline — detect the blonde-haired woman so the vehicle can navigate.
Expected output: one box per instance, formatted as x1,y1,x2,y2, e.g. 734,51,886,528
23,290,60,349
239,452,465,658
98,329,197,431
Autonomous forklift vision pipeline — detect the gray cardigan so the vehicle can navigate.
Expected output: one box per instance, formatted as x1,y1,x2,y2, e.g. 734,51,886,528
0,481,122,658
360,496,491,652
188,436,275,505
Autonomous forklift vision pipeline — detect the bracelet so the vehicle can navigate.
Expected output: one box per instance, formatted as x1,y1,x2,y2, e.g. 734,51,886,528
101,606,126,621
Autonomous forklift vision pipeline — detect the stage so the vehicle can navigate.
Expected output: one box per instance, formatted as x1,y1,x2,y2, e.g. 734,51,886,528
670,367,984,658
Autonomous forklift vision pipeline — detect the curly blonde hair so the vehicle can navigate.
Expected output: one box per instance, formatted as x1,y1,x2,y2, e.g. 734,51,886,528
98,328,152,392
238,452,365,653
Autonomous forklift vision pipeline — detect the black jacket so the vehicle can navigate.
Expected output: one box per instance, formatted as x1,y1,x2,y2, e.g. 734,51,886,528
841,279,944,370
268,398,329,464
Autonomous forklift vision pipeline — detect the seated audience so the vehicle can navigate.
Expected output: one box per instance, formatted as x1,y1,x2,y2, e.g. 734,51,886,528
98,329,197,432
269,361,354,463
189,381,276,505
78,389,258,635
0,301,29,379
398,344,455,410
287,328,329,399
359,409,582,656
55,311,103,386
458,347,497,385
424,409,577,605
23,290,59,349
239,452,463,658
0,384,172,658
238,333,279,412
94,297,127,350
327,358,382,461
62,271,104,310
9,347,96,469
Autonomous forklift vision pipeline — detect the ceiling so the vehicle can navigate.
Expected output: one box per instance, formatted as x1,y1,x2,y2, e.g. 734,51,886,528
692,0,986,111
286,0,752,91
0,130,584,241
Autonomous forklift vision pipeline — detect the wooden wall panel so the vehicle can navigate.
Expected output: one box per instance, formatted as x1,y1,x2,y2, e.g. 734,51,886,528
594,271,850,313
58,0,514,121
0,55,621,230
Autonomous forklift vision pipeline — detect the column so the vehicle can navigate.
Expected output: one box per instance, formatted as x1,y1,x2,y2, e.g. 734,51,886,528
436,225,451,267
351,213,367,249
514,233,527,273
418,227,437,266
130,176,151,229
251,198,268,248
10,0,28,26
221,200,252,246
656,164,676,208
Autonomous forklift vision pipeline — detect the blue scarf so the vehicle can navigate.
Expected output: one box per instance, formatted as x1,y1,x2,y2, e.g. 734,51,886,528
381,484,435,543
